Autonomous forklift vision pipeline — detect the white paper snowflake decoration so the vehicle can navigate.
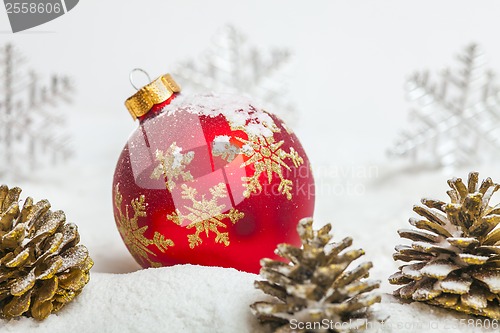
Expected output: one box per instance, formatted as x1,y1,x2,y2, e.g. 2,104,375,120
0,43,74,177
388,44,500,169
172,25,297,125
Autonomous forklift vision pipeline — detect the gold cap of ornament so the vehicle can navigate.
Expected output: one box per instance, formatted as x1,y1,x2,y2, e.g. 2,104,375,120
125,70,181,120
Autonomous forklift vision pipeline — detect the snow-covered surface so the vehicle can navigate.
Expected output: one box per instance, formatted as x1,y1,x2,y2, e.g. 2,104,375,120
0,266,495,333
0,266,267,333
365,295,499,333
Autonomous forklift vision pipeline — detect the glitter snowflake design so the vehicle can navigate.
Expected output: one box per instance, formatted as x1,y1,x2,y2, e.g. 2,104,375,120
172,25,297,125
151,142,195,191
0,43,73,177
212,135,240,162
167,183,244,248
388,44,500,169
114,185,174,267
238,135,304,200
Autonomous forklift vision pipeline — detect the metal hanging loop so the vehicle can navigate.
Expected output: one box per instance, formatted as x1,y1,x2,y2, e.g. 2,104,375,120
129,68,152,90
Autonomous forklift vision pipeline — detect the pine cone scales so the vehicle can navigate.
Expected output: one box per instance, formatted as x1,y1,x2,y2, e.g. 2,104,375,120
0,185,93,320
390,172,500,319
251,218,381,333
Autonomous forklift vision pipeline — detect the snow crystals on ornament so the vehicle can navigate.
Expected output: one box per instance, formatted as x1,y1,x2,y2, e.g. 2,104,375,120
388,44,500,169
163,93,305,200
172,25,297,125
212,135,240,163
167,183,244,248
166,93,279,136
114,185,174,267
150,142,195,191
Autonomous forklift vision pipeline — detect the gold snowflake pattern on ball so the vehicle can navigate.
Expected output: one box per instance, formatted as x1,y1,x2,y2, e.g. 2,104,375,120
114,185,174,267
237,135,304,200
150,142,195,192
167,183,244,248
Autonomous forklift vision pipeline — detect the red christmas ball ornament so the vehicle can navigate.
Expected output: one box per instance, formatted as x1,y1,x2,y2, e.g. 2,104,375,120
112,72,315,273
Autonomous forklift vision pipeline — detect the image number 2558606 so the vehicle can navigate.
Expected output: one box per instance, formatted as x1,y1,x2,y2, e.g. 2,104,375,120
3,0,79,33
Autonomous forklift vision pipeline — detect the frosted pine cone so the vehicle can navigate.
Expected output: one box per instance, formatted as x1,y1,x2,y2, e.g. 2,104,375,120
390,172,500,319
0,185,93,320
251,218,381,333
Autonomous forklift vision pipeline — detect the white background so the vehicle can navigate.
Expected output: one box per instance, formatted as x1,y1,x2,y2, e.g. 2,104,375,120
3,0,500,164
1,1,500,275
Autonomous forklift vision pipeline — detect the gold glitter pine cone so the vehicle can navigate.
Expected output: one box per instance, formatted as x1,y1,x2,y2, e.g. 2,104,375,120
251,218,381,333
389,172,500,319
0,185,93,320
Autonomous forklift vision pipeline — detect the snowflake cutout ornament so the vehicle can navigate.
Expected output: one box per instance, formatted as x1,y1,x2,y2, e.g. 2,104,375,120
0,43,74,177
173,25,297,125
388,44,500,169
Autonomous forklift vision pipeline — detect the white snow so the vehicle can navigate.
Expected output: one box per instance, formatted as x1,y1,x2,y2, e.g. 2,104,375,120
170,145,187,169
240,143,254,155
213,135,231,143
0,265,268,333
163,93,278,137
421,260,460,279
364,295,496,333
474,271,500,293
438,278,471,294
462,292,487,311
212,135,239,162
0,266,494,333
401,264,423,280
